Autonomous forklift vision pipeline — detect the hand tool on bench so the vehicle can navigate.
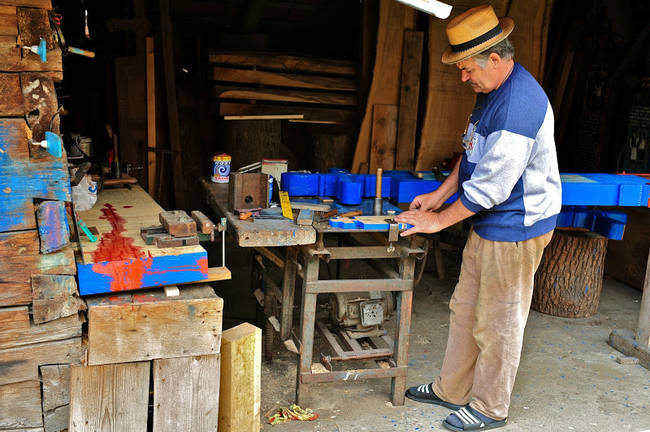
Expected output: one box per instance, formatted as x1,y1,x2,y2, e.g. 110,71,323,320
374,168,383,216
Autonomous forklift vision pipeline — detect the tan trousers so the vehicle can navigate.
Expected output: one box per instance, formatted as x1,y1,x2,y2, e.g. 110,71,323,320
433,229,553,420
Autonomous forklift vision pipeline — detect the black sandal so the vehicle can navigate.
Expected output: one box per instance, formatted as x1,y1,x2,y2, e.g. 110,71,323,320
443,406,508,431
405,383,465,410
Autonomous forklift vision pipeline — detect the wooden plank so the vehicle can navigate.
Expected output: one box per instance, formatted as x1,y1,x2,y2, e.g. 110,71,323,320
0,306,29,332
0,1,51,8
31,275,85,324
351,0,416,173
160,0,185,209
86,284,223,365
75,185,208,295
219,102,356,124
179,266,232,284
297,209,314,226
224,114,303,120
69,362,150,432
395,30,424,171
159,210,197,237
208,51,355,76
0,380,42,429
0,6,17,38
0,230,76,307
506,0,550,83
215,86,357,106
218,323,261,432
370,104,398,172
9,8,62,74
44,405,68,432
40,364,70,412
153,355,221,432
0,337,82,386
213,66,357,91
0,312,82,350
35,201,70,254
415,1,509,170
0,117,71,232
0,73,24,115
146,36,157,196
22,73,59,143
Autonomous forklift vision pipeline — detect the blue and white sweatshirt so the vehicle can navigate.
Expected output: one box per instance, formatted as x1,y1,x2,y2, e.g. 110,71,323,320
458,63,561,242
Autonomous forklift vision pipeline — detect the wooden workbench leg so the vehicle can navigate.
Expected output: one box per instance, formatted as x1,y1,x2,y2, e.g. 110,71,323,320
636,252,650,347
281,247,298,342
392,253,415,406
296,255,319,406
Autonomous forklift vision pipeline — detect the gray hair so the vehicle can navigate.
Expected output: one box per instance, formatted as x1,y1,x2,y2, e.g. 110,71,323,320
473,38,515,68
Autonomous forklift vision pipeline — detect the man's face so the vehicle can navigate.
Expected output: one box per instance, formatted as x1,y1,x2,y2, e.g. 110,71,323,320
456,57,497,93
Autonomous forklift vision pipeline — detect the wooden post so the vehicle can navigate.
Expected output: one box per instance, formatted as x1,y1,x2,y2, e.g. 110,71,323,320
218,323,261,432
395,30,423,171
159,0,185,208
636,251,650,347
146,36,157,197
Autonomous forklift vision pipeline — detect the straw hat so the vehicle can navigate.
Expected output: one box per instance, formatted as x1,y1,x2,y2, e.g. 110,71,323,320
441,5,514,65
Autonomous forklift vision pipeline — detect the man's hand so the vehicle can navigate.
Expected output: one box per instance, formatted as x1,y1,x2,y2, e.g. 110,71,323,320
395,210,443,237
409,193,442,212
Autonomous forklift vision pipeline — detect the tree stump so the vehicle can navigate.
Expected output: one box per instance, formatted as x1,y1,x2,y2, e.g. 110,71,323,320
532,230,608,318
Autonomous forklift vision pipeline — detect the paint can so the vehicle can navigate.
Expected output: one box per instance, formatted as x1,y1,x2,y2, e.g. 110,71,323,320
211,153,231,183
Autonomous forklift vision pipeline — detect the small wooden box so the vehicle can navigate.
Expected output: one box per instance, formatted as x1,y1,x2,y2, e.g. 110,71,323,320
228,172,270,211
86,284,223,366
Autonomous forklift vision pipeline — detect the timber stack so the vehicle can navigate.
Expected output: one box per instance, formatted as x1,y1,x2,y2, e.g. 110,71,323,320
0,1,86,431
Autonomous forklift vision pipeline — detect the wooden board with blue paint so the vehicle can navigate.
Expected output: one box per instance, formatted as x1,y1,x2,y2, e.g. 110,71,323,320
329,215,411,231
76,185,209,296
0,117,70,232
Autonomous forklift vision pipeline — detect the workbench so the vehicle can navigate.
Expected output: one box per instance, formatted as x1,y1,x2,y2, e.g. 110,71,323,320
77,185,230,295
201,178,423,406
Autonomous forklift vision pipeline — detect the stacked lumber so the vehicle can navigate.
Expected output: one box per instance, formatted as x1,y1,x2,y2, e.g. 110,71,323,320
69,285,224,432
351,0,420,173
0,2,85,431
209,50,358,124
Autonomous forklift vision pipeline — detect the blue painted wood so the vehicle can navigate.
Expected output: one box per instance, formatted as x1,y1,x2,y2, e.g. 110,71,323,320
77,251,208,296
36,200,70,253
281,169,650,207
557,207,628,240
0,118,70,232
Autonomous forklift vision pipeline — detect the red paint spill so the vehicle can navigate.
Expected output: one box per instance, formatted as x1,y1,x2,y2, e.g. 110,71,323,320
108,296,121,302
123,205,133,208
92,203,145,263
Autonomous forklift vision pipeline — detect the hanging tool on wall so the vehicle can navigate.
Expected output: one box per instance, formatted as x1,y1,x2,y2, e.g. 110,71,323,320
49,11,96,58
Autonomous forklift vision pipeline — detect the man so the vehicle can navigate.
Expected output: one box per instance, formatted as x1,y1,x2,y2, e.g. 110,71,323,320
395,5,561,432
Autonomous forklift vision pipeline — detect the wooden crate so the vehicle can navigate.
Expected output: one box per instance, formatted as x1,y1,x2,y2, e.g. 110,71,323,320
87,284,223,365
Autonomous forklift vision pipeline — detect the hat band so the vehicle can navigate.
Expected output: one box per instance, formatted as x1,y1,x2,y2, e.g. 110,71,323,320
450,24,502,53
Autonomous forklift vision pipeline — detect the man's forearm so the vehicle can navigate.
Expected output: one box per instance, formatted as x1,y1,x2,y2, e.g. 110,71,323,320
436,198,475,230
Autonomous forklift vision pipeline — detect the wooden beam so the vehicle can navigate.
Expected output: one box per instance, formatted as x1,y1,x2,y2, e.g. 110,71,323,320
0,311,82,350
0,73,24,116
223,114,303,121
214,86,357,106
69,362,150,432
0,380,42,429
31,274,85,324
160,0,185,208
0,0,51,8
86,285,223,365
208,51,355,76
218,323,261,432
219,102,356,124
395,30,424,171
146,36,157,197
153,355,220,432
370,104,398,172
213,66,357,91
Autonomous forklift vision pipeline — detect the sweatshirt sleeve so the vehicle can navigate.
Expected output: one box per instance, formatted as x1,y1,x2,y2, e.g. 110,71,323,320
460,129,535,212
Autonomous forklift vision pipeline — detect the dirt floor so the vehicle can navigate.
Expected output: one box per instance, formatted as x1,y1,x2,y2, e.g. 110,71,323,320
257,269,650,432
